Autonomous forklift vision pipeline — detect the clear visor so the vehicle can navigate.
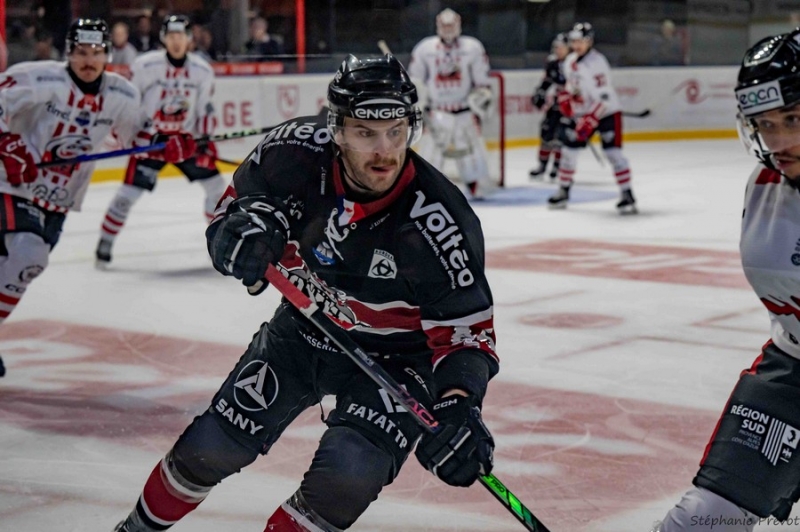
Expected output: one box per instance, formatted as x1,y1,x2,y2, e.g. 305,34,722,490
737,110,800,164
329,114,422,152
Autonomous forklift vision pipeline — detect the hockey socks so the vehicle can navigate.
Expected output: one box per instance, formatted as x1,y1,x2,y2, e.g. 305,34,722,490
123,456,212,531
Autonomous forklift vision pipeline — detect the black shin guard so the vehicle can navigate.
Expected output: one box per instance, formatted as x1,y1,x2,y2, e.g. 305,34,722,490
299,426,394,529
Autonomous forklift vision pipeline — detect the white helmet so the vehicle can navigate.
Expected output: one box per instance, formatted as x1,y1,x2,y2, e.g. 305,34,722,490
436,8,461,44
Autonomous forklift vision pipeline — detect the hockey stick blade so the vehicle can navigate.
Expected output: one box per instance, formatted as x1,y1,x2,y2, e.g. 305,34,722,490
37,126,276,168
265,264,551,532
622,109,651,118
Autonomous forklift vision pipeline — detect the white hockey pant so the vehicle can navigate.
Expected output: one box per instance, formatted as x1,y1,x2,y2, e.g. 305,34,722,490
657,487,757,532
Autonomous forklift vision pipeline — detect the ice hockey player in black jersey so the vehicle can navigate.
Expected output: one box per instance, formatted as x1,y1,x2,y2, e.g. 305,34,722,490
530,32,568,180
113,53,499,532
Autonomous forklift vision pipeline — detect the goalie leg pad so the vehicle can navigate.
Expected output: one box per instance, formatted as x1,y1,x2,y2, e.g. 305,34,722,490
695,343,800,520
452,113,490,185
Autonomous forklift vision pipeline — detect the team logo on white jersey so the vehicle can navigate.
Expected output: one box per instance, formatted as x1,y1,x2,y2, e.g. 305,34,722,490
368,249,397,279
45,134,93,160
233,360,279,412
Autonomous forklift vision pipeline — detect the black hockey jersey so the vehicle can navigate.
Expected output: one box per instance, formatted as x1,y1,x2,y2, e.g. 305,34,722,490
211,115,499,389
537,56,566,94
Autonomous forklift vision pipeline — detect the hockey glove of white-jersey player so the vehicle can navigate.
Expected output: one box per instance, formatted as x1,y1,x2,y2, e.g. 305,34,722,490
207,195,290,288
415,394,494,487
0,133,38,186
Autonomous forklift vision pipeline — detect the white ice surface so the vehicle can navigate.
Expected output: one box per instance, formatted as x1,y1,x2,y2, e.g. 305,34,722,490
1,140,793,531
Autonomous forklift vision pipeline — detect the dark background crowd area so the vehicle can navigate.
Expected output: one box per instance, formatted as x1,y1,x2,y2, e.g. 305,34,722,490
4,0,800,73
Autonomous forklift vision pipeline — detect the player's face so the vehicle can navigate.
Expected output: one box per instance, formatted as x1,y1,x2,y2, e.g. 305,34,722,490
753,105,800,179
553,43,569,60
338,117,409,195
570,38,590,56
164,32,190,58
68,44,108,83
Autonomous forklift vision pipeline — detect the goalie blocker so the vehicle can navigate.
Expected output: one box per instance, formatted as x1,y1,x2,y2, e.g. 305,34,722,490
695,342,800,521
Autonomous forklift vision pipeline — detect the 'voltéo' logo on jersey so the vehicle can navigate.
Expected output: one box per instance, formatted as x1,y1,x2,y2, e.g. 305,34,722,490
368,249,397,279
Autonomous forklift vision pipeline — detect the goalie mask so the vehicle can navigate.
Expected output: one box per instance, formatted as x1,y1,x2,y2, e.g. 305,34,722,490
735,30,800,174
327,53,423,152
436,8,461,45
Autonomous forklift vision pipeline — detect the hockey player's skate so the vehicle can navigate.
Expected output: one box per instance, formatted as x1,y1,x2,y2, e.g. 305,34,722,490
95,238,113,270
547,186,570,209
529,165,547,180
616,189,637,215
112,519,131,532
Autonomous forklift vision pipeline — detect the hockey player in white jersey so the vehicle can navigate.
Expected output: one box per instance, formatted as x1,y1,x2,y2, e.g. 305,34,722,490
548,22,637,214
95,14,225,268
0,18,193,377
408,8,495,199
654,30,800,532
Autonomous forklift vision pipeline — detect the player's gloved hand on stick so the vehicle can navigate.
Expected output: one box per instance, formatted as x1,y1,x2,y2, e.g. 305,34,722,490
531,89,547,110
575,113,600,142
152,132,196,163
207,195,289,288
415,394,494,487
0,133,38,186
194,140,218,169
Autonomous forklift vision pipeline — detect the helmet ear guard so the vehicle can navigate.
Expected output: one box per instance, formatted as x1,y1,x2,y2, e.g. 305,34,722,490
327,53,423,149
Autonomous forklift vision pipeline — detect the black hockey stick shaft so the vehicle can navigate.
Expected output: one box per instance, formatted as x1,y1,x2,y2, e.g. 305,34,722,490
622,109,651,118
265,265,551,532
37,126,275,168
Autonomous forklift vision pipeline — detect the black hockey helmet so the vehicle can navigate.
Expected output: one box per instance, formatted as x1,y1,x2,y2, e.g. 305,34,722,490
568,22,595,42
735,30,800,170
160,14,192,42
65,18,111,55
552,32,569,49
327,53,422,149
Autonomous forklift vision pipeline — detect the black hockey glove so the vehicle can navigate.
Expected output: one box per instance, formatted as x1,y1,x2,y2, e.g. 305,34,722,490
531,89,547,110
415,394,494,487
207,195,289,288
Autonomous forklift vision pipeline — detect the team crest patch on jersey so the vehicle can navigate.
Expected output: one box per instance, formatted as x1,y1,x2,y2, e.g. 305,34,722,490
233,360,279,412
368,249,397,279
75,110,91,127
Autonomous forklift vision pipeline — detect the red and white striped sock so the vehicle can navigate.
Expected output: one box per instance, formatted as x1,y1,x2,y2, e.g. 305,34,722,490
133,458,211,530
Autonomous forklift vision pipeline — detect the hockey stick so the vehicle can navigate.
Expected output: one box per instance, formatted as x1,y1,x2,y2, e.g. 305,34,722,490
622,109,651,118
588,141,605,168
264,264,551,532
377,40,392,55
37,126,275,168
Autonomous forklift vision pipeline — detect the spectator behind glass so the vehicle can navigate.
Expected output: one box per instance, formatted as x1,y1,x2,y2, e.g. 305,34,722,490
243,17,283,61
6,19,36,66
191,24,216,62
650,19,685,66
33,30,59,61
129,14,160,52
110,22,138,66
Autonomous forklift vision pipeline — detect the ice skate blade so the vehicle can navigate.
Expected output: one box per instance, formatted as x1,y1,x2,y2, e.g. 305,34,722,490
548,201,568,210
617,205,638,215
95,259,111,271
